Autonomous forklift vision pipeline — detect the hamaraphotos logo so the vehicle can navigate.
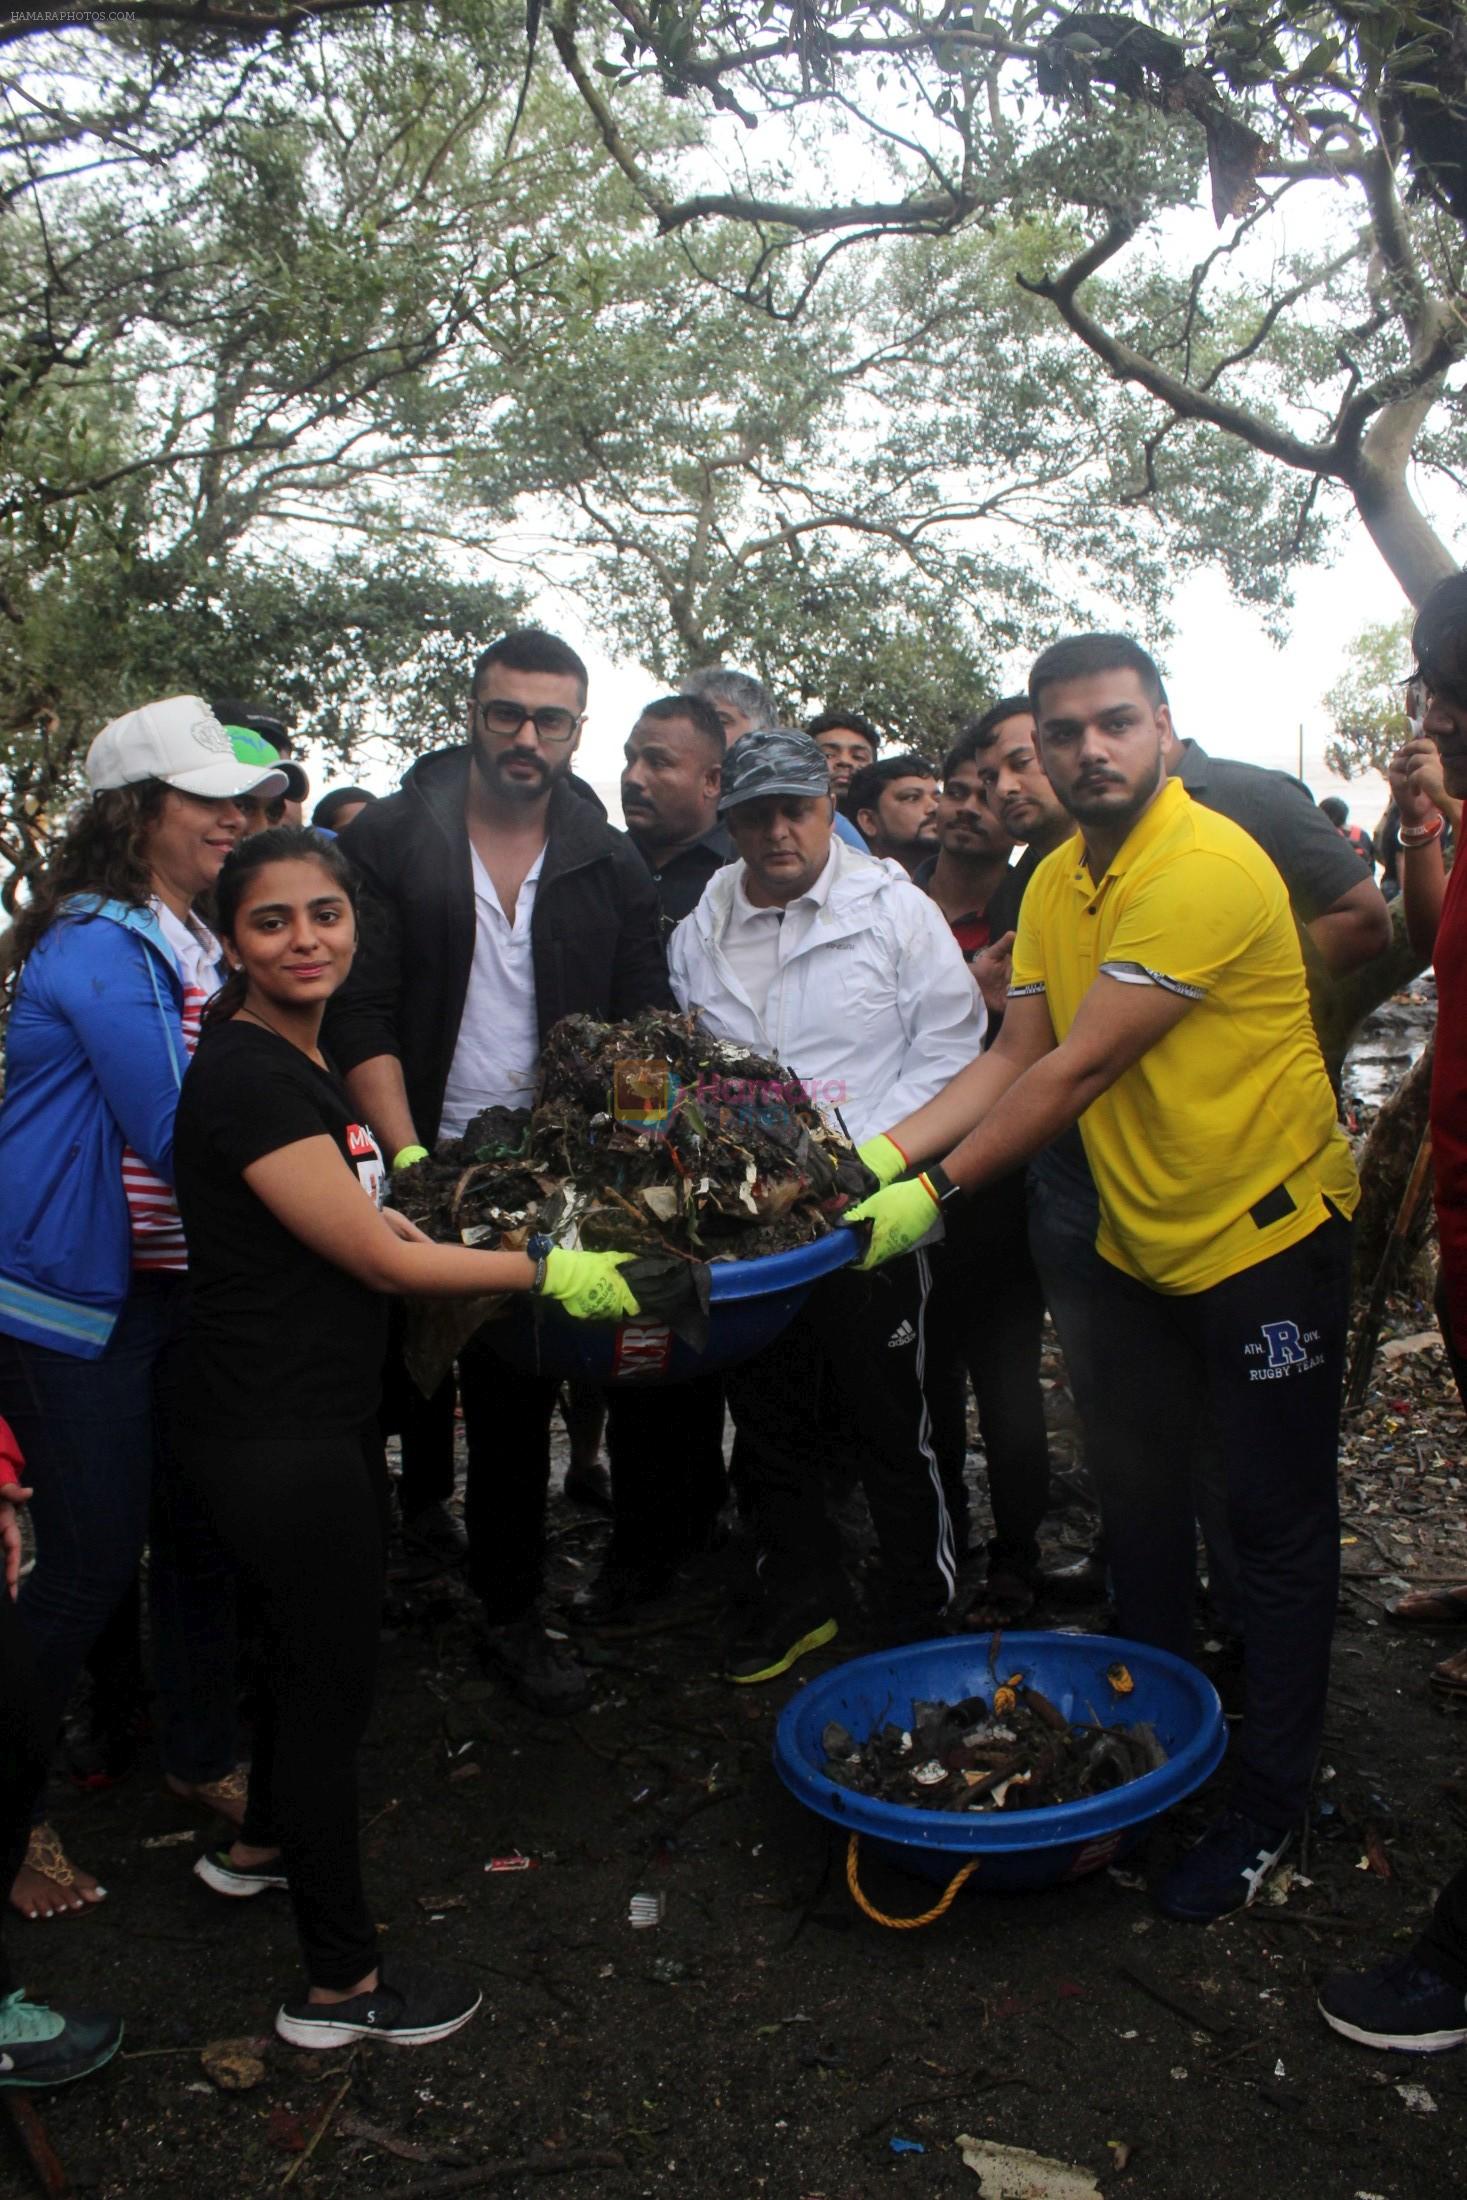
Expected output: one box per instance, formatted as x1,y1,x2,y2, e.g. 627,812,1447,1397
612,1059,678,1131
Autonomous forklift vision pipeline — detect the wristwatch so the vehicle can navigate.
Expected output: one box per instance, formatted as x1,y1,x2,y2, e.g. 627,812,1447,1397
921,1162,965,1208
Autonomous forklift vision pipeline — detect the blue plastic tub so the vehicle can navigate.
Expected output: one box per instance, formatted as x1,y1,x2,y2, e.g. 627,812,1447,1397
774,1632,1226,1892
484,1226,858,1384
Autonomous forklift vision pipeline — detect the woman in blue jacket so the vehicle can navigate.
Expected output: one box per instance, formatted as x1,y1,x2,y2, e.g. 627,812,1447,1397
0,696,288,1920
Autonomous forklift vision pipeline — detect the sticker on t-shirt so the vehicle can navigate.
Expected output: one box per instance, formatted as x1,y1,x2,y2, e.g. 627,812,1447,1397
346,1123,385,1206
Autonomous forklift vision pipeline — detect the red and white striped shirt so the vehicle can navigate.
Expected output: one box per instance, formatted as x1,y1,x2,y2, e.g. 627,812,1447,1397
122,903,222,1272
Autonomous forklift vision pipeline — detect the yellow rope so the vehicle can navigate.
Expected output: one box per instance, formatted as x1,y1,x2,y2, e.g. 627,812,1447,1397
844,1833,980,1928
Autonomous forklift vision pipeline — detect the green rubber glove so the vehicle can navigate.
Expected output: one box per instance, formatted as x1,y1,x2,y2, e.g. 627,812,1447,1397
392,1144,429,1171
846,1176,941,1271
856,1132,910,1188
537,1247,642,1322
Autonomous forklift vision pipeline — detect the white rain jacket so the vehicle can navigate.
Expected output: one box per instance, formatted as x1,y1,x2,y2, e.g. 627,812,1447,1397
667,836,986,1143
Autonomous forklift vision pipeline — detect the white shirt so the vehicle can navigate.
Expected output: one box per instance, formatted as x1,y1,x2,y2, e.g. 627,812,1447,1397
152,898,221,994
439,843,545,1139
668,836,984,1144
718,852,837,1030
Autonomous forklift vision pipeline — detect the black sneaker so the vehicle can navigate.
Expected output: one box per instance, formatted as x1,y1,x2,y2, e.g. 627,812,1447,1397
573,1558,676,1626
399,1501,469,1569
480,1615,590,1715
1155,1808,1292,1923
1319,1954,1467,2054
724,1602,838,1685
0,1990,122,2088
276,1965,481,2051
193,1848,289,1898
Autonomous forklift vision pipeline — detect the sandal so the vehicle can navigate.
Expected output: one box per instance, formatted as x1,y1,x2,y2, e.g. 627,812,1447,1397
1388,1583,1467,1626
10,1825,107,1920
962,1568,1037,1629
1430,1646,1467,1696
165,1765,249,1826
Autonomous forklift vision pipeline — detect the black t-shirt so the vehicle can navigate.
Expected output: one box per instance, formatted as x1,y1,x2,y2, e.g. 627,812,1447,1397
174,1020,388,1435
636,825,735,931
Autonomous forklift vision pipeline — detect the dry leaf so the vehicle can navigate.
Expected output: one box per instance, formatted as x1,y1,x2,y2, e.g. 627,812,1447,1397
957,2133,1102,2197
200,2037,269,2092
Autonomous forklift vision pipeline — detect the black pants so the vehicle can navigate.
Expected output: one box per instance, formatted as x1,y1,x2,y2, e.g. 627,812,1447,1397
0,1591,51,1998
604,1373,727,1578
184,1425,387,1991
379,1305,457,1518
1028,1145,1244,1630
457,1346,727,1620
923,1169,1049,1570
723,1252,955,1623
1079,1212,1352,1828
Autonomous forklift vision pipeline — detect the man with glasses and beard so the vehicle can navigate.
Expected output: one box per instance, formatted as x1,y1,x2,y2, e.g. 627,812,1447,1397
326,630,672,1713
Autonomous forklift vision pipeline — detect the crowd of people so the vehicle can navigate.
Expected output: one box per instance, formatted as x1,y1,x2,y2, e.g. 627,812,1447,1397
1,580,1466,2092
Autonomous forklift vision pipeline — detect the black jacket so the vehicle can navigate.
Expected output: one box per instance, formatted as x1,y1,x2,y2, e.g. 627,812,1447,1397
326,747,674,1145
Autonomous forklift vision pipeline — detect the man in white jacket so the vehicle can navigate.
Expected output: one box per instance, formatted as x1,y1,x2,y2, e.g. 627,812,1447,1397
668,729,986,1681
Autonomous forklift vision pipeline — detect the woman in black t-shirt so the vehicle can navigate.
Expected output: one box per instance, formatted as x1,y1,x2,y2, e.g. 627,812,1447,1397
173,827,641,2051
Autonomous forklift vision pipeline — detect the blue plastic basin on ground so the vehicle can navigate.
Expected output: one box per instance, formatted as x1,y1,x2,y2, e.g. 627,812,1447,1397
484,1225,858,1384
774,1631,1226,1891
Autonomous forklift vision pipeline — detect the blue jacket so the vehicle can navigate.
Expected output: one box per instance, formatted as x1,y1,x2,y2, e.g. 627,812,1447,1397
0,899,190,1359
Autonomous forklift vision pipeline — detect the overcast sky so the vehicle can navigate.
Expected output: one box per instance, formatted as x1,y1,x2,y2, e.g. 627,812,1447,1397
314,515,1422,831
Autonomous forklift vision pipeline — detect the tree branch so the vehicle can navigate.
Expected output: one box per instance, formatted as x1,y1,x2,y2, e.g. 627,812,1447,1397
1016,213,1341,477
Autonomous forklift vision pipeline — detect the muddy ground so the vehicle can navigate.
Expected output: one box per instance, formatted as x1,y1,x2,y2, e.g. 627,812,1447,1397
7,1007,1467,2200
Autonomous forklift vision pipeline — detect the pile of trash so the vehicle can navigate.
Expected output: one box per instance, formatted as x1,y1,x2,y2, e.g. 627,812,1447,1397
390,1009,872,1261
820,1677,1168,1814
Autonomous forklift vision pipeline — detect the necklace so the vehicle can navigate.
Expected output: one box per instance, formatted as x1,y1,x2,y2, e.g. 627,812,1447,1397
237,1002,313,1055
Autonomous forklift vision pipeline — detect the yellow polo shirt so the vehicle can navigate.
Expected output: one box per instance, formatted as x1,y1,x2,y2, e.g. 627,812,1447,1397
1010,777,1357,1294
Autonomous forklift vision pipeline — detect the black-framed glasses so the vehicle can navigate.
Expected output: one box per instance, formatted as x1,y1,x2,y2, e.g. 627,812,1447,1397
475,699,583,745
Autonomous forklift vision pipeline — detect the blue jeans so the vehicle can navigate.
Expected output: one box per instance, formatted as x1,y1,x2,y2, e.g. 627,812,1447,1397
0,1272,239,1796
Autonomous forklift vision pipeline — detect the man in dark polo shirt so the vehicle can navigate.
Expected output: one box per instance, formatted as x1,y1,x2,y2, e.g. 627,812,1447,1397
1167,732,1391,1077
620,694,732,929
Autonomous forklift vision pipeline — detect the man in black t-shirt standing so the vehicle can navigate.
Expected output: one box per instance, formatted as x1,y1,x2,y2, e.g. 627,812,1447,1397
620,694,732,930
327,629,673,1712
585,693,735,1621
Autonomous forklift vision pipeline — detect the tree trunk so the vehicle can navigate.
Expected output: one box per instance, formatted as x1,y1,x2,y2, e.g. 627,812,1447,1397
1348,440,1460,610
1351,1038,1435,1296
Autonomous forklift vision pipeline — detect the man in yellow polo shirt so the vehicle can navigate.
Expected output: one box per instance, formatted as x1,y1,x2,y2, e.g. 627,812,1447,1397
848,632,1357,1923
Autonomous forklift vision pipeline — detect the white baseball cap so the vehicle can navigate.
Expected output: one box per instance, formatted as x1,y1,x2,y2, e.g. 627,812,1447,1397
86,696,290,801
